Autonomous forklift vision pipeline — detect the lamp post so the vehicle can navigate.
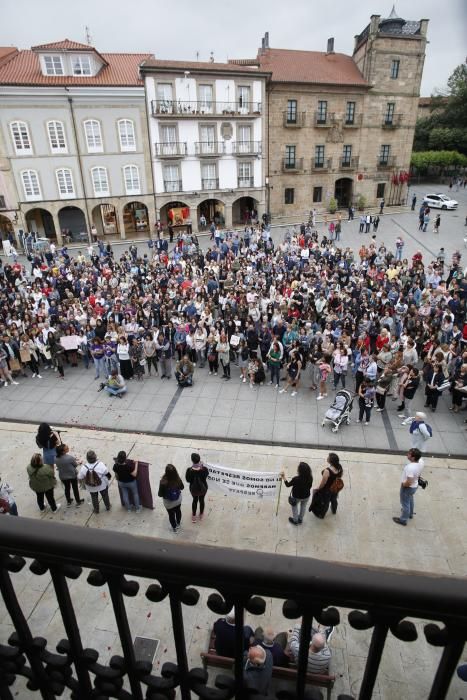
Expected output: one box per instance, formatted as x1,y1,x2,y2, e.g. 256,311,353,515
265,176,271,223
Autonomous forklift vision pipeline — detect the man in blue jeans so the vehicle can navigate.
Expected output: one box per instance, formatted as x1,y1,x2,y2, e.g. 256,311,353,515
393,448,423,526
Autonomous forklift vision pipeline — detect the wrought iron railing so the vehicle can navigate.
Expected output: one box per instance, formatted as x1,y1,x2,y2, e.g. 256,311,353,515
164,179,183,192
312,157,333,171
155,142,187,157
382,113,403,128
282,158,304,172
237,177,254,188
0,517,465,699
152,100,262,117
339,156,359,170
314,112,335,127
377,156,397,169
201,178,219,190
231,141,262,155
283,111,306,127
195,142,225,156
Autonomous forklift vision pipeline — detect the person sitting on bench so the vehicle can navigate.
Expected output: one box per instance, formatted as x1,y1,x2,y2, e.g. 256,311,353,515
213,608,254,657
289,624,334,675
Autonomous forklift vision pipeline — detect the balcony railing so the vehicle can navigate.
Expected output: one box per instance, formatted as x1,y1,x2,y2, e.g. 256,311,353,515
201,178,219,190
312,157,333,171
314,111,335,126
282,157,304,172
231,141,261,155
340,156,359,170
237,176,254,187
377,155,397,169
0,516,465,700
283,111,306,127
195,142,225,156
155,142,187,157
343,113,363,127
152,100,262,117
382,113,403,128
164,179,183,192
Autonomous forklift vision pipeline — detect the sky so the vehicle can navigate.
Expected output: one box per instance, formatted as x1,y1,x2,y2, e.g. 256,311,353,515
1,0,465,96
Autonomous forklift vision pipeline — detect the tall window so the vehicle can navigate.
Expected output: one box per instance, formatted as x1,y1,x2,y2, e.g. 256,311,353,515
285,145,296,168
72,55,92,75
56,169,75,198
313,186,322,203
238,161,253,187
314,145,325,168
390,59,400,79
317,100,327,124
91,167,109,196
156,83,173,112
380,144,391,165
47,121,67,153
44,55,63,75
342,145,352,166
376,183,386,199
345,101,355,125
21,170,41,200
199,125,216,154
286,99,297,124
118,119,136,151
237,125,252,153
163,165,181,192
284,188,294,204
123,165,141,195
84,120,103,153
201,162,218,189
199,85,213,112
238,85,251,111
10,121,32,155
384,102,395,125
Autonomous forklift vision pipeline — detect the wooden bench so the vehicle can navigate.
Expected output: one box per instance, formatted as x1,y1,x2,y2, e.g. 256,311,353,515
200,631,335,700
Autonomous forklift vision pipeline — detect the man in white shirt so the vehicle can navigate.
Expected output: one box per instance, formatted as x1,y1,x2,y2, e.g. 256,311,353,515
393,448,423,526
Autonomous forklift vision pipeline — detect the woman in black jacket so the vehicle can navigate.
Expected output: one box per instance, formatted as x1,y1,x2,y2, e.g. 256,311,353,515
185,452,209,523
424,363,445,413
310,453,344,519
280,461,313,526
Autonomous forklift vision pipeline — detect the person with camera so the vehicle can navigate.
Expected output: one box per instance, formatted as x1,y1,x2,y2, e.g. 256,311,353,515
393,448,424,526
98,368,127,398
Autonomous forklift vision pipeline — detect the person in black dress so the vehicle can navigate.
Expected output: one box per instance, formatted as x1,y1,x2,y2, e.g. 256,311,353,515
310,453,344,518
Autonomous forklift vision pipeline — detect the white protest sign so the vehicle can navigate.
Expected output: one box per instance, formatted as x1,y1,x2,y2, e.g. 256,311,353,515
60,335,80,351
206,463,280,500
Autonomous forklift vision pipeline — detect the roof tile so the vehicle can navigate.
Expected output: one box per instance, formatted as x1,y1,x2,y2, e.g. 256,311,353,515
257,48,368,87
31,39,93,51
141,58,263,74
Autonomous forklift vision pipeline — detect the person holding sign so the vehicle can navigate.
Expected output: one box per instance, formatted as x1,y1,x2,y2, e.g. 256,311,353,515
185,453,209,523
279,462,313,526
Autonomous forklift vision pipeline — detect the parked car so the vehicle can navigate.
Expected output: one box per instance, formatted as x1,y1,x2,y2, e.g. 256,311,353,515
422,193,458,210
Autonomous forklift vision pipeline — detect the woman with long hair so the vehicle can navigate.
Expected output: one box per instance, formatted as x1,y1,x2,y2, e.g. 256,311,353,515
280,461,313,526
36,422,60,466
158,464,184,532
310,453,344,519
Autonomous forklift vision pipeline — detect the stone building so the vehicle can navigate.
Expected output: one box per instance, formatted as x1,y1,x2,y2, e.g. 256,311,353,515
250,9,428,217
0,40,154,245
140,58,268,230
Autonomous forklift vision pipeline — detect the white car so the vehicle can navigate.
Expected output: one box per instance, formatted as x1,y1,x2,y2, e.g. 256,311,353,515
422,193,458,209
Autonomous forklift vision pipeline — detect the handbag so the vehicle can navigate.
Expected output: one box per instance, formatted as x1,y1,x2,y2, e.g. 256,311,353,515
418,476,428,489
9,358,20,372
329,477,344,494
288,495,298,507
375,385,387,395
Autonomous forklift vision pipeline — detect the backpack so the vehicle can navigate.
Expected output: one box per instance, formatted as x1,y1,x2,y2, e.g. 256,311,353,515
424,423,433,438
85,465,102,488
329,477,344,494
166,487,181,501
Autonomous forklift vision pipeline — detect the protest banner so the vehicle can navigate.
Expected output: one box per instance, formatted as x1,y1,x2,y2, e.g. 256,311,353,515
206,463,280,499
60,335,80,351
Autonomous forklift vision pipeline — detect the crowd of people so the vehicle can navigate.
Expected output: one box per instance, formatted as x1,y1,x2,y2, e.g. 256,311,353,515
0,216,466,436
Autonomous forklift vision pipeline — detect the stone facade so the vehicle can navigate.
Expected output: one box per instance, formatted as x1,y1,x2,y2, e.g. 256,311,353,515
265,13,428,218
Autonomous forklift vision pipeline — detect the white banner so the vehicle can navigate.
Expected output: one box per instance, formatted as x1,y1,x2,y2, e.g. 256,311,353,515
206,463,280,500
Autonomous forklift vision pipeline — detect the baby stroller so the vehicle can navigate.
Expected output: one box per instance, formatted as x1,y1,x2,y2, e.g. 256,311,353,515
321,389,354,433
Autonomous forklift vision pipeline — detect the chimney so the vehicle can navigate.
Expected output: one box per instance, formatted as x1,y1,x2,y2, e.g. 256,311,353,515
326,37,334,54
264,31,269,48
261,37,265,50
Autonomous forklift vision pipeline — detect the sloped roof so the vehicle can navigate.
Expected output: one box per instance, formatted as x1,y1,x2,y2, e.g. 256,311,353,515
31,39,94,52
257,48,367,86
0,49,152,87
141,58,266,75
0,47,18,66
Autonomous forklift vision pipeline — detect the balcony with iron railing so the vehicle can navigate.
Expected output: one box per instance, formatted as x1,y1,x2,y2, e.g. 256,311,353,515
343,113,363,128
155,142,187,158
152,100,262,117
283,111,306,127
164,179,183,192
195,142,225,157
231,141,262,155
339,156,359,170
282,157,304,172
382,113,403,128
312,157,333,172
314,111,335,127
377,155,397,169
237,176,254,188
201,178,219,190
0,516,465,700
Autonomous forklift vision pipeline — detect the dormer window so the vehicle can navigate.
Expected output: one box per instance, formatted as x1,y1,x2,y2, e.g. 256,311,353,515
72,55,92,76
44,55,63,75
